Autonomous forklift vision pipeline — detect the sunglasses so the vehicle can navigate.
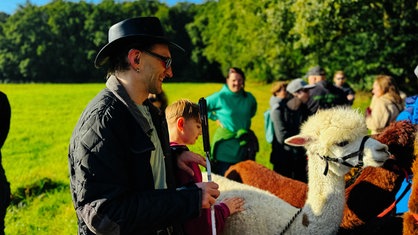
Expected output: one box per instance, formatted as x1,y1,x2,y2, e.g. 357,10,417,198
144,50,172,69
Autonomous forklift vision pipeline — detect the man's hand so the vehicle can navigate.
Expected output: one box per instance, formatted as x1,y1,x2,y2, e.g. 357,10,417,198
195,182,220,209
177,151,206,176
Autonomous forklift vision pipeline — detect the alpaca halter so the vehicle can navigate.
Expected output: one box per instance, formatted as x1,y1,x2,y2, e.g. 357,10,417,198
318,136,370,176
279,136,370,234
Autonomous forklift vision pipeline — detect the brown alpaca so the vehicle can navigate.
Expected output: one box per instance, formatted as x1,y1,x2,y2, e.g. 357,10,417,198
403,133,418,235
225,160,307,208
225,121,417,234
338,120,416,234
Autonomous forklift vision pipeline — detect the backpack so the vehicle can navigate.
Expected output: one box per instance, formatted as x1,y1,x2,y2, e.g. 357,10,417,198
264,109,274,143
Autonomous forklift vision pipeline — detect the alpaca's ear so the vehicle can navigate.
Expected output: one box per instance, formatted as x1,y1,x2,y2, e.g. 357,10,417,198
285,135,312,146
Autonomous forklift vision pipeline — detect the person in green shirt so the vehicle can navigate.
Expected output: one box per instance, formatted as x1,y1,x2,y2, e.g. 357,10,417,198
206,67,258,175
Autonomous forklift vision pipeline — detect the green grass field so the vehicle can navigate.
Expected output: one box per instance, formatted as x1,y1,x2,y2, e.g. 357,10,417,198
0,82,371,234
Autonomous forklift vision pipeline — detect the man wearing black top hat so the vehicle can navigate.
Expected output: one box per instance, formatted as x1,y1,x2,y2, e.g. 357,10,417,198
68,17,220,235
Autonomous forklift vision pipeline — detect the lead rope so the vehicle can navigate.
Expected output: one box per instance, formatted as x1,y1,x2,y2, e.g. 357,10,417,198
413,213,418,224
278,208,303,235
377,168,411,218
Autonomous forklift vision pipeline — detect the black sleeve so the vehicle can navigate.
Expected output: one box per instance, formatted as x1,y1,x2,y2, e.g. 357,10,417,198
69,98,202,234
0,92,11,148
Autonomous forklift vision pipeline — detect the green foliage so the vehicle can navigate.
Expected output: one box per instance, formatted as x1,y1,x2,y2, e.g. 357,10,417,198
1,83,104,234
290,0,418,92
0,0,417,90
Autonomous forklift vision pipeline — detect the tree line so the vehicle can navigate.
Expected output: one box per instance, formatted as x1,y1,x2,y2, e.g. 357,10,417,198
0,0,417,93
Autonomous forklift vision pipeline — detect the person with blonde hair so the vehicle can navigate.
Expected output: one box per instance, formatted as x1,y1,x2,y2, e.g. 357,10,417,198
166,99,245,235
366,75,404,134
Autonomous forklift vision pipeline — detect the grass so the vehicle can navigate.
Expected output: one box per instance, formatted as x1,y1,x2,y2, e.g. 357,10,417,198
0,82,371,234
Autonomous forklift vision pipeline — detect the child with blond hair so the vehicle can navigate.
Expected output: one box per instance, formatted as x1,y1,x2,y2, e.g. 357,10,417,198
166,99,245,235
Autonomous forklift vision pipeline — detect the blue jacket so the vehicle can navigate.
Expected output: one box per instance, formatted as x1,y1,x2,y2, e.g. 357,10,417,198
396,95,418,124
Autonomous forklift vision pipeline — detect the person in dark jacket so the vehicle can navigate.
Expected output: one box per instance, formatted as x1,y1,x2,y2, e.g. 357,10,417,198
306,66,349,114
68,17,220,235
333,70,355,105
0,91,11,235
269,79,313,183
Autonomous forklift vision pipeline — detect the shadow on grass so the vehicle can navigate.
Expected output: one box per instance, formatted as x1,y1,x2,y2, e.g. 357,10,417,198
10,178,69,206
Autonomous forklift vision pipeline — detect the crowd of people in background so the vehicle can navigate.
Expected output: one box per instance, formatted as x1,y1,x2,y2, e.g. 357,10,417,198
266,65,412,183
1,14,417,235
267,66,352,181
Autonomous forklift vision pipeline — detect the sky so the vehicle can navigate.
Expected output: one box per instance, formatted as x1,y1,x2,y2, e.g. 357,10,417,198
0,0,204,15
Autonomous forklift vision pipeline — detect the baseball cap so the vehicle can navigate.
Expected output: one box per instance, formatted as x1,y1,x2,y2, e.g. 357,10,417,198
306,66,326,76
286,78,316,93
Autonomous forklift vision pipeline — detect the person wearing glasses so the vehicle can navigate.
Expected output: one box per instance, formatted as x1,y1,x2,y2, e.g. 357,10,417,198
205,67,258,176
68,17,220,235
333,70,355,105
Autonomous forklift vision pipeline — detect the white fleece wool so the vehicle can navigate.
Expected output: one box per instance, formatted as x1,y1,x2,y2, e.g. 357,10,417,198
203,107,389,235
203,173,298,235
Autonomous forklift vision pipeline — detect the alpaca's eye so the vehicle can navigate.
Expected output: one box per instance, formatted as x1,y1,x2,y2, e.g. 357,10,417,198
336,141,349,147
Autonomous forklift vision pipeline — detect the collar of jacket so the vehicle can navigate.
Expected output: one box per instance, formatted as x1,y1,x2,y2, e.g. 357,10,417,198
106,75,153,136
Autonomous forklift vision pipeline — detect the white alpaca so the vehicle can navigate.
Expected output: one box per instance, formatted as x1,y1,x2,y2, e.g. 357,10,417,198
205,107,389,235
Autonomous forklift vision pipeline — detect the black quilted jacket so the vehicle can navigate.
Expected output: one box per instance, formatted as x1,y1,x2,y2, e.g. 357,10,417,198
68,76,201,235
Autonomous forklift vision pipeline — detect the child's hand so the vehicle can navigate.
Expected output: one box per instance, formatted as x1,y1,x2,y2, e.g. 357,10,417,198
221,197,245,215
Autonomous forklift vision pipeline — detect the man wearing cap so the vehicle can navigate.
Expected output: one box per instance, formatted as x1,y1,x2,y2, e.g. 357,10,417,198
269,79,312,182
305,65,349,113
68,17,220,235
286,78,315,108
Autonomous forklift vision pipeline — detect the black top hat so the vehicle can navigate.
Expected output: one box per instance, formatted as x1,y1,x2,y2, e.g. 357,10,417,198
94,17,184,68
